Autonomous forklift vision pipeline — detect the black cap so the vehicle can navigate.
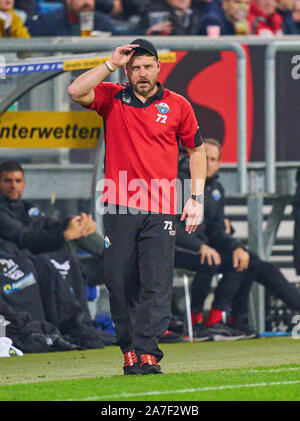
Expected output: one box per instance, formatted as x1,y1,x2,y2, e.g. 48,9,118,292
130,38,158,60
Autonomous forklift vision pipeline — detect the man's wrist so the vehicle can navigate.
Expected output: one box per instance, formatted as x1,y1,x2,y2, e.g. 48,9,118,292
198,243,205,254
63,230,72,242
105,60,117,72
191,194,204,204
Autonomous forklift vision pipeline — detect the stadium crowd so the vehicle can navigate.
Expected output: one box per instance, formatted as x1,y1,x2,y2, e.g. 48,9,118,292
0,0,300,38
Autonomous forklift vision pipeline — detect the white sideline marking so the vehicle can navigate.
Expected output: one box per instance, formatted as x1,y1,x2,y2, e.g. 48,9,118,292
247,367,300,374
65,380,300,401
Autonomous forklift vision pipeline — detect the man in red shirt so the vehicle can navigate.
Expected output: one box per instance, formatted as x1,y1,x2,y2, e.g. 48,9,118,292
248,0,284,35
68,39,206,375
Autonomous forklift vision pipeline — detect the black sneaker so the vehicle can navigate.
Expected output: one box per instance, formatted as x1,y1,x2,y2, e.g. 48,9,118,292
233,323,260,339
139,354,163,375
168,318,184,334
231,314,260,339
207,323,246,341
192,322,214,342
159,330,183,343
123,350,142,375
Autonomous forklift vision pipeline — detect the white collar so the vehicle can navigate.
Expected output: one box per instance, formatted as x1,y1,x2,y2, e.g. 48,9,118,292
0,11,12,29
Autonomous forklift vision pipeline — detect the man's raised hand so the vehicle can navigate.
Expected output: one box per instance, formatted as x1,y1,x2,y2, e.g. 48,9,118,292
109,44,140,70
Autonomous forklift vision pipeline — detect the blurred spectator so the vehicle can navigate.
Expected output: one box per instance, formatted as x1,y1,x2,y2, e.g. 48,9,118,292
135,0,212,36
0,160,115,350
95,0,152,20
26,0,117,36
248,0,284,35
15,0,37,18
292,0,300,30
175,140,249,341
120,0,153,20
14,0,37,18
176,140,300,340
199,0,251,36
193,0,224,15
276,0,299,33
0,0,30,37
0,160,97,250
95,0,122,17
0,160,106,295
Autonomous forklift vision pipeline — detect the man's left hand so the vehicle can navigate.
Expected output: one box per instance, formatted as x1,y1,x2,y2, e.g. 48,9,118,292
180,198,204,234
79,213,96,237
233,247,249,272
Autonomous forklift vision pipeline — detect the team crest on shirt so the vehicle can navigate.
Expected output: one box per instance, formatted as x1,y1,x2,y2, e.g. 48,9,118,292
122,93,132,104
28,207,40,217
155,103,170,114
212,189,222,201
104,236,112,248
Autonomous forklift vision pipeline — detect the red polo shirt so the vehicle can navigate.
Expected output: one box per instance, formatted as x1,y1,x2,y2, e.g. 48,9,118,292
89,81,202,214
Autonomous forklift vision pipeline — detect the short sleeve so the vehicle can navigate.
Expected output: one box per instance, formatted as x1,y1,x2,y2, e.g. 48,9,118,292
177,97,203,149
88,82,117,118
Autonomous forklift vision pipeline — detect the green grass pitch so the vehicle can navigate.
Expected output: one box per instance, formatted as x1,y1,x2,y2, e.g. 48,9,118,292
1,337,300,401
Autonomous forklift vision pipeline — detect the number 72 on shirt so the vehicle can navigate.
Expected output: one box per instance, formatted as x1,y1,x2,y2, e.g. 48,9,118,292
156,114,167,123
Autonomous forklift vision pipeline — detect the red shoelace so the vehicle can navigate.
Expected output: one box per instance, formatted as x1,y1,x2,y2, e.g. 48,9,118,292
140,354,158,366
123,351,138,367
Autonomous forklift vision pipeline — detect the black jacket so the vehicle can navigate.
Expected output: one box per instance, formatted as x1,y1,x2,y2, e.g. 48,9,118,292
0,194,66,254
135,2,207,36
26,5,116,36
293,168,300,274
96,0,150,19
176,155,243,253
15,0,37,17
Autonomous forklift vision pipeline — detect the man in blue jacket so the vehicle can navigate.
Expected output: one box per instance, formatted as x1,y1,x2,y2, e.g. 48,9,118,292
198,0,250,35
26,0,119,36
0,160,104,289
277,0,299,34
176,138,300,340
176,139,249,341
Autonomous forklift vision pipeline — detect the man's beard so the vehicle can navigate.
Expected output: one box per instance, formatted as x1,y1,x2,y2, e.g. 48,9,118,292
133,80,156,97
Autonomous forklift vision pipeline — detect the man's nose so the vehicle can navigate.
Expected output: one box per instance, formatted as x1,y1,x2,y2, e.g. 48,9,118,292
139,67,147,77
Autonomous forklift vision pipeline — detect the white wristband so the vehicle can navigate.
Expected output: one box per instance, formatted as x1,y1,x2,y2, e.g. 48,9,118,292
105,60,116,72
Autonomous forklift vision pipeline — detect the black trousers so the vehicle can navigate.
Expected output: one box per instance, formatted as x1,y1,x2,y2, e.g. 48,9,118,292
175,247,244,313
80,255,104,286
293,168,300,275
103,209,176,361
231,252,300,317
